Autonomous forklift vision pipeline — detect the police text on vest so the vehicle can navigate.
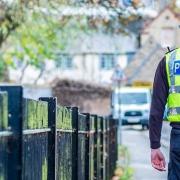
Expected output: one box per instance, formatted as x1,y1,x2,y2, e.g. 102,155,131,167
174,61,180,75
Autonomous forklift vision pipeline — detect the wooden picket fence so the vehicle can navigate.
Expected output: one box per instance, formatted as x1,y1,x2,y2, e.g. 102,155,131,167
0,86,118,180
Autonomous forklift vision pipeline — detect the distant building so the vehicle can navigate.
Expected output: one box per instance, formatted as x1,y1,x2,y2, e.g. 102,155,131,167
141,7,180,48
9,33,137,85
124,6,180,84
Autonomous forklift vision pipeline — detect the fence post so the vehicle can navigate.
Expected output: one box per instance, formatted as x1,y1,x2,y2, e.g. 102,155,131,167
40,97,57,180
92,115,97,179
100,116,106,180
97,116,101,180
105,117,110,180
115,119,118,167
92,115,101,180
82,113,91,180
0,86,23,180
71,107,78,180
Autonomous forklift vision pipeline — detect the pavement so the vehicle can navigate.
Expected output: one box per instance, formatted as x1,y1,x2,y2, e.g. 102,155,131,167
120,123,170,180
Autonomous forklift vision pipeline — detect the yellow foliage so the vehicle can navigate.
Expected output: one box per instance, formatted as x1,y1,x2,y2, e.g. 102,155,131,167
114,167,124,177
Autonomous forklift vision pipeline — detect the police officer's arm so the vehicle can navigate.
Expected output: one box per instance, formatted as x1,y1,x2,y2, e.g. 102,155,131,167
149,57,169,149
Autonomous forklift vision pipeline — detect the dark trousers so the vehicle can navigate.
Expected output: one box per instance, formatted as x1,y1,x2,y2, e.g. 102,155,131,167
168,128,180,180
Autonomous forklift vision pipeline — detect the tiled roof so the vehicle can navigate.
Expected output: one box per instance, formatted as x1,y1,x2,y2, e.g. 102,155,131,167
141,6,180,33
124,37,166,84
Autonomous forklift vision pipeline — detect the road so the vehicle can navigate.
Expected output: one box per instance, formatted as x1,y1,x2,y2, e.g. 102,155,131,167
121,125,169,180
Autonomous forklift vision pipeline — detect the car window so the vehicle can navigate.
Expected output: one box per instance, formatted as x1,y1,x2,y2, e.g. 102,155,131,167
119,92,148,105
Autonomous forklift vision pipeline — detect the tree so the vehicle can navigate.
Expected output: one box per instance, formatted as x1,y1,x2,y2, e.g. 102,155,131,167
2,9,90,83
0,0,24,80
1,0,143,83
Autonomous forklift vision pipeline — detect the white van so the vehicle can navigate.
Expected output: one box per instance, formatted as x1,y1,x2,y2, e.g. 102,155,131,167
111,87,151,129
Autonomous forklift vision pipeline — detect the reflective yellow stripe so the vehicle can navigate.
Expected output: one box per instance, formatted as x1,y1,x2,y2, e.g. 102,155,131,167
166,52,171,87
168,115,180,122
168,93,180,108
166,48,180,122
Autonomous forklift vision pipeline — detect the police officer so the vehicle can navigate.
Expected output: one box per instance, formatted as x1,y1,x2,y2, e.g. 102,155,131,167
149,47,180,179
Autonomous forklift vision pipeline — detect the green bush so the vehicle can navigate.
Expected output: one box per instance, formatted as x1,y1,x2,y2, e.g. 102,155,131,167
114,146,134,180
119,167,134,180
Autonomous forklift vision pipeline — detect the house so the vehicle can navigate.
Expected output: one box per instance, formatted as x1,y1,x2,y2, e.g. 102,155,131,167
124,6,180,85
9,33,138,85
141,7,180,48
47,33,137,84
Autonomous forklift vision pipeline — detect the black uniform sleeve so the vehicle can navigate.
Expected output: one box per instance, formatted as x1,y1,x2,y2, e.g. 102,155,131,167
149,57,169,149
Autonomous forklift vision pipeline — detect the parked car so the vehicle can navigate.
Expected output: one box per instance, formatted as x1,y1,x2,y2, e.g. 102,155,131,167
111,87,151,129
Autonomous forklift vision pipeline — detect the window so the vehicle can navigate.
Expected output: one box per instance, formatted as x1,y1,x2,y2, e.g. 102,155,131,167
119,92,148,105
100,54,116,70
126,52,135,63
56,54,73,70
165,15,170,20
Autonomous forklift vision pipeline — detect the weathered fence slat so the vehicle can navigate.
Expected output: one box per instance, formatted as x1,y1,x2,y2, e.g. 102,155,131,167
82,113,96,180
71,107,78,180
77,113,87,180
0,92,8,130
100,116,106,180
0,86,23,180
92,114,102,180
56,106,73,180
40,97,57,180
0,92,8,180
105,117,110,180
22,98,49,180
89,115,95,180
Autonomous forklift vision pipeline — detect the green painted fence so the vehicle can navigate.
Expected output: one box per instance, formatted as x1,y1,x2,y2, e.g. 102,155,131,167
0,86,118,180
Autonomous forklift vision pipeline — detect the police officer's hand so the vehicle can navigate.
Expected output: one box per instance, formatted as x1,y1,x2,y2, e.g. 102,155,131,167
151,148,166,171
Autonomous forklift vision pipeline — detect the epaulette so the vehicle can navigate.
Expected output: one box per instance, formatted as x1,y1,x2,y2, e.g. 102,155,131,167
165,48,177,54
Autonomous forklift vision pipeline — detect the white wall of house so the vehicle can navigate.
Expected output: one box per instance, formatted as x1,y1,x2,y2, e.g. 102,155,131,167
51,53,129,84
9,53,131,85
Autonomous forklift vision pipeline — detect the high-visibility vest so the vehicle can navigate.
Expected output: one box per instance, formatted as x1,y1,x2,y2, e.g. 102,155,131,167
166,48,180,122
